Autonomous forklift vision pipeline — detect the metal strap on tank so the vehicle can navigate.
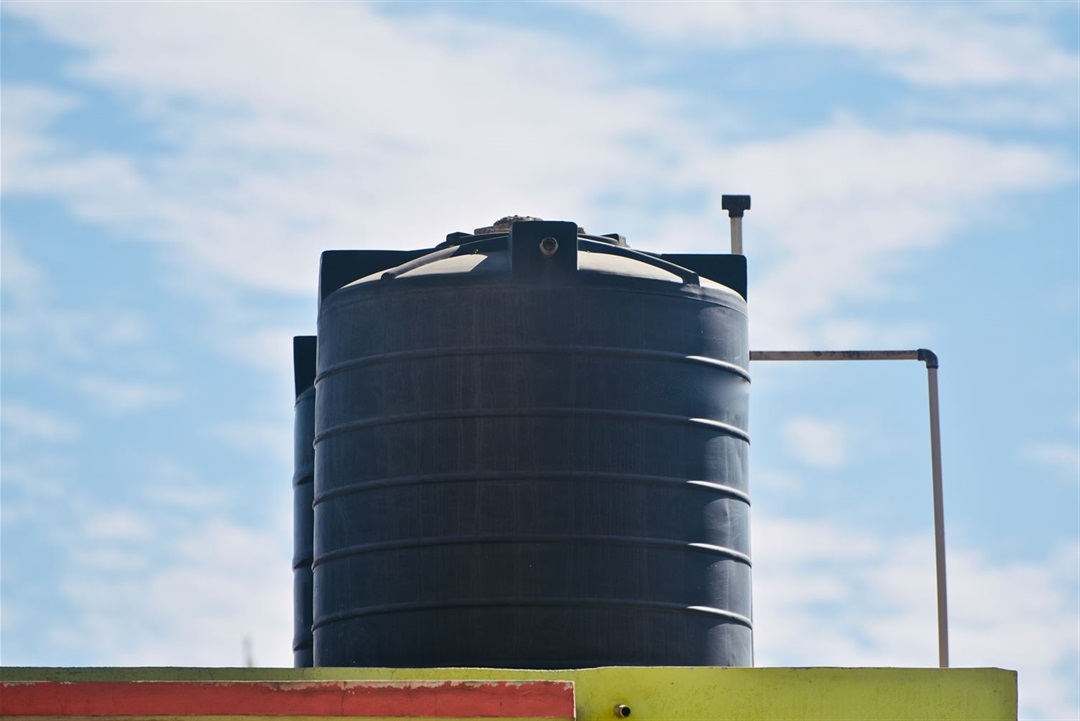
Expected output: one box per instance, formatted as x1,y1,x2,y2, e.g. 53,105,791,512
340,235,721,289
316,346,750,383
312,534,751,568
312,471,750,506
312,598,753,631
379,236,508,281
313,408,750,445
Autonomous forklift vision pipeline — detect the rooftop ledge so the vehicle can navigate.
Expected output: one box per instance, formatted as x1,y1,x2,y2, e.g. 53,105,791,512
1,666,1017,721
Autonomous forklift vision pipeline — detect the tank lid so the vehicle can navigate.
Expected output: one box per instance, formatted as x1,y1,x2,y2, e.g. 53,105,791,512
339,220,741,301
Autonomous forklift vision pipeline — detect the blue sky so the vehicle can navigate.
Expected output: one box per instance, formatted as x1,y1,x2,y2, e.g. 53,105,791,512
1,2,1077,718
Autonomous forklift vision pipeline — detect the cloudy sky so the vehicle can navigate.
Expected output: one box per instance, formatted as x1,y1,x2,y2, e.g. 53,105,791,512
1,2,1077,719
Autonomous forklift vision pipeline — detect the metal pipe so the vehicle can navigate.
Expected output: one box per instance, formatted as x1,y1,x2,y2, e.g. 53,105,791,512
750,350,919,362
721,195,751,255
925,362,949,668
749,348,950,668
730,217,744,255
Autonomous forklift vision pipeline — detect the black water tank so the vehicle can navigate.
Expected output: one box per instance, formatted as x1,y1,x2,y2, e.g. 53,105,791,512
312,220,752,668
292,336,317,668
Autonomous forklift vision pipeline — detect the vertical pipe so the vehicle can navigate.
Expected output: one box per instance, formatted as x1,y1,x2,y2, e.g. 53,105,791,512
721,195,750,255
927,365,950,668
730,217,744,255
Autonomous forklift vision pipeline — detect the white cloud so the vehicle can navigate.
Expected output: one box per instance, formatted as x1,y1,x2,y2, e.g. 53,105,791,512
2,4,1073,354
698,121,1072,347
140,461,231,510
752,515,1080,720
0,229,45,301
752,468,806,496
2,451,292,667
82,509,155,542
1022,442,1080,480
57,516,292,667
816,320,928,350
572,2,1079,91
75,375,179,415
0,458,67,528
898,92,1080,130
214,419,292,467
0,85,78,190
783,416,850,469
1,402,80,443
219,326,303,403
1,232,153,373
0,4,681,295
70,548,150,573
3,461,291,667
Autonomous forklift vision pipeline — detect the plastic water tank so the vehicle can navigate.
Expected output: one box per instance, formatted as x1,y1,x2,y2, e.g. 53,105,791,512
311,220,751,668
291,336,316,668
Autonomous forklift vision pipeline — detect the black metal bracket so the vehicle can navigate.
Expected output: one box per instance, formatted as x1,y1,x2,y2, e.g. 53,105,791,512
292,335,317,399
510,220,579,277
319,250,430,306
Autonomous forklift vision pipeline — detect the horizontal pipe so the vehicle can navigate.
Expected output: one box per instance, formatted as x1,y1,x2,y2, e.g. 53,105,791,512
751,350,921,362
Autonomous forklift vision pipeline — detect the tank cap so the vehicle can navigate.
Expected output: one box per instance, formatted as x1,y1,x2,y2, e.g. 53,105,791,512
441,217,623,250
474,216,585,235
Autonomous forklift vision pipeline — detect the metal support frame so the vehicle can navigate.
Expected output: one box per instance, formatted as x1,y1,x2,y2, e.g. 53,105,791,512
749,349,950,669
